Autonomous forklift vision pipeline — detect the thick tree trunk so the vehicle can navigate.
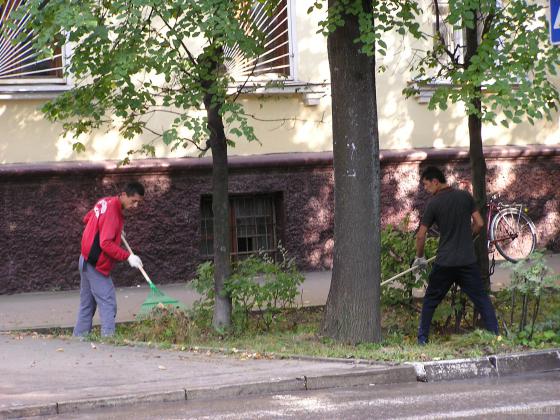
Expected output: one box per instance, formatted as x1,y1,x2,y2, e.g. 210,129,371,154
321,0,381,344
202,50,232,329
465,17,490,290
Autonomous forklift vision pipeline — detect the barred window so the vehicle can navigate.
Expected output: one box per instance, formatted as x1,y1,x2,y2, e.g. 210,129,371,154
0,0,64,83
200,194,279,259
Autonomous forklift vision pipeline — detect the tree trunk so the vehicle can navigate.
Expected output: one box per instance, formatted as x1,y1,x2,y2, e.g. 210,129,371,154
465,14,490,290
207,100,232,329
202,50,232,329
468,109,490,289
321,0,381,344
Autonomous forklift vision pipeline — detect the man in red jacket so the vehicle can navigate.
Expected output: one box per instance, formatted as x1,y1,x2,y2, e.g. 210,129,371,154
73,182,145,337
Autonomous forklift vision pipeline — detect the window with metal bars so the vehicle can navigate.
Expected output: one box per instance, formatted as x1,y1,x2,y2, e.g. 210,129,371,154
200,194,279,260
224,0,292,80
0,0,64,83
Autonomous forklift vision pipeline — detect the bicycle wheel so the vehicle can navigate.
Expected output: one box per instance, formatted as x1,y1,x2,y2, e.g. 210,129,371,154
489,207,537,262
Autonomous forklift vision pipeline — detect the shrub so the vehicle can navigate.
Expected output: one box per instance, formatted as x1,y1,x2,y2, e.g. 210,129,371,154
381,216,438,305
189,245,304,333
498,251,560,339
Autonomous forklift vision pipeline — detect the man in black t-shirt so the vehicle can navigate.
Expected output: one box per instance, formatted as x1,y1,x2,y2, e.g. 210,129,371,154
414,166,498,345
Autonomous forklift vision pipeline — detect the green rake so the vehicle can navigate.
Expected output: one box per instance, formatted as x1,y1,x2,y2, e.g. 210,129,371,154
121,233,187,319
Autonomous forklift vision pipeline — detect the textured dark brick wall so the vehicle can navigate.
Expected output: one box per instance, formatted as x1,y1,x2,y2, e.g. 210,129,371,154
1,147,558,294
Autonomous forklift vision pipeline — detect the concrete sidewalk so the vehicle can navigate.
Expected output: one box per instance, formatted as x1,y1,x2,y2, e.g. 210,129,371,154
0,333,414,418
0,255,559,419
1,254,558,332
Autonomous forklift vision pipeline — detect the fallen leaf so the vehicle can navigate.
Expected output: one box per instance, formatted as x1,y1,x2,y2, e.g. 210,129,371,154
56,348,64,352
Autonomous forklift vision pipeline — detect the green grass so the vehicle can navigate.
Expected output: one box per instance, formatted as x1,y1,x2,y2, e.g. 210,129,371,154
39,291,560,363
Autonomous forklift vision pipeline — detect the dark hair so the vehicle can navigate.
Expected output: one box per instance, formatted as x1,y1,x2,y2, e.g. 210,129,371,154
421,166,446,183
124,181,145,197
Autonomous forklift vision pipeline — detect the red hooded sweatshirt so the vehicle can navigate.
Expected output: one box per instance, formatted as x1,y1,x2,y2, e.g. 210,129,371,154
81,196,130,276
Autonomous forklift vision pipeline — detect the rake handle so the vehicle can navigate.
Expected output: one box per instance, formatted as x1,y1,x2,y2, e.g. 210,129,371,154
380,255,436,287
120,233,155,287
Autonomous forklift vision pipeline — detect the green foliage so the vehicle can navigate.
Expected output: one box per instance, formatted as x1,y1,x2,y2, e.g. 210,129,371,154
503,251,560,297
405,0,560,125
188,261,216,329
498,251,560,338
189,245,304,333
308,0,424,57
380,216,438,305
17,0,279,155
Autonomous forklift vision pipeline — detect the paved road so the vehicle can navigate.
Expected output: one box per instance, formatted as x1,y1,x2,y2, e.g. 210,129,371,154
30,371,560,419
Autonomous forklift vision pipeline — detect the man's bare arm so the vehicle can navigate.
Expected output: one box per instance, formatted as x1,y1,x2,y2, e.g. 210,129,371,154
416,225,428,257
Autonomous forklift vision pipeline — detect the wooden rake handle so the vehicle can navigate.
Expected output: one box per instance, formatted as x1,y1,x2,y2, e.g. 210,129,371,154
120,233,155,287
380,255,436,287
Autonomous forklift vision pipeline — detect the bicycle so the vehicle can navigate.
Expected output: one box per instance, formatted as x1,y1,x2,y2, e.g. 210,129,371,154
486,194,537,263
424,193,537,264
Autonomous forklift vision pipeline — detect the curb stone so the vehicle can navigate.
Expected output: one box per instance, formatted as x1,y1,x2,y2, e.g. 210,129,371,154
0,404,57,420
0,366,415,420
409,348,560,382
304,365,416,389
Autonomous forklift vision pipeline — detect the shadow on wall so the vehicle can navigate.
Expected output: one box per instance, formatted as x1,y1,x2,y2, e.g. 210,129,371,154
486,158,560,251
0,172,201,294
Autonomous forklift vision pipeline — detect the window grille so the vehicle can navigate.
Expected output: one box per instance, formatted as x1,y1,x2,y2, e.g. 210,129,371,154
0,0,64,83
200,194,279,259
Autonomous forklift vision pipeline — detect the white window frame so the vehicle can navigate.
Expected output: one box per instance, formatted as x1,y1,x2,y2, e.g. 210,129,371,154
414,0,506,104
0,1,72,100
227,0,296,84
227,0,324,106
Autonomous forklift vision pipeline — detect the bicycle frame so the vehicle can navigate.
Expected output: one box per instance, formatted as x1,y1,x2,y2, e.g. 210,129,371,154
486,196,525,249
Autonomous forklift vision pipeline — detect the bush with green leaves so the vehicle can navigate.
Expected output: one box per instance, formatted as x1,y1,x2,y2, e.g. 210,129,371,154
188,261,216,329
497,251,560,339
189,246,304,333
381,217,438,305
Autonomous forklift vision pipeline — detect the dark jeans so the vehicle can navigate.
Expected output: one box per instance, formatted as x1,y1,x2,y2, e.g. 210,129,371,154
418,263,499,344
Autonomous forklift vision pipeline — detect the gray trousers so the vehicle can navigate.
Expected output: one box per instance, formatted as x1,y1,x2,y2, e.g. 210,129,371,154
73,255,117,337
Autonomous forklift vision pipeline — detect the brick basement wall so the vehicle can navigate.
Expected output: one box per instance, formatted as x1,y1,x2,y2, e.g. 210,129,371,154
0,146,558,294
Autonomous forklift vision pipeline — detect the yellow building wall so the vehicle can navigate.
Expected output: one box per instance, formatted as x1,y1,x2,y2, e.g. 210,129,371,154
0,0,558,165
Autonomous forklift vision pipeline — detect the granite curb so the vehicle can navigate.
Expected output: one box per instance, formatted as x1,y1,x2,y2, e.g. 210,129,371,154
409,348,560,382
0,366,415,419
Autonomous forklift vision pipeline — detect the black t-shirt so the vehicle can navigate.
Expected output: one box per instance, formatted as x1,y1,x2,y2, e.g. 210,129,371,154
421,188,477,267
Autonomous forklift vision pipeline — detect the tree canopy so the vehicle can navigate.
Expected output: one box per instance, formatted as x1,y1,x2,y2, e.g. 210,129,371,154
19,0,282,158
405,0,560,127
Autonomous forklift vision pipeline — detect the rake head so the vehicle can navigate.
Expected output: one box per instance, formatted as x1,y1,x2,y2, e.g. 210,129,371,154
136,283,188,320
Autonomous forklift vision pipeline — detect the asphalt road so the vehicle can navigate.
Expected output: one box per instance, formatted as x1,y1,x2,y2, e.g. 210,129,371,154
29,371,560,420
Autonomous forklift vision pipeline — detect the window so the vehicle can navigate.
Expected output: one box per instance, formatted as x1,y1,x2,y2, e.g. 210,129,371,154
224,0,293,81
432,1,464,66
432,1,496,66
200,194,279,260
413,1,500,103
0,0,66,88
